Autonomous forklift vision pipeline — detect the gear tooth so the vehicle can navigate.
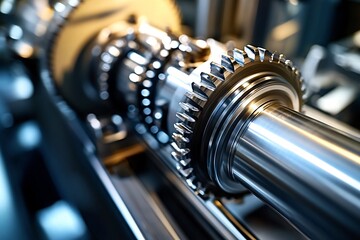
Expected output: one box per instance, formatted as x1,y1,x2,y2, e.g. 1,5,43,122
200,72,216,90
170,141,181,153
174,122,193,135
174,124,185,135
179,122,192,133
244,45,257,61
233,48,245,66
186,177,197,190
227,49,234,57
245,44,257,51
258,47,266,62
279,54,286,64
174,124,183,134
176,112,196,123
175,112,185,122
201,72,217,84
173,139,186,149
177,164,193,178
180,158,191,167
179,102,190,112
221,54,235,72
185,91,195,100
197,186,208,198
178,122,193,133
179,102,200,113
210,62,225,80
200,80,216,91
271,51,280,63
302,88,307,98
302,86,306,93
299,76,304,83
172,132,190,144
285,59,293,69
172,132,183,141
300,78,306,92
171,142,190,156
185,97,202,110
185,91,206,105
171,151,184,162
263,48,273,62
192,82,209,101
200,72,211,80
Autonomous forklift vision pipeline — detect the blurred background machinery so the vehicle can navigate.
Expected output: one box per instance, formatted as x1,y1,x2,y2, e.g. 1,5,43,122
0,0,360,239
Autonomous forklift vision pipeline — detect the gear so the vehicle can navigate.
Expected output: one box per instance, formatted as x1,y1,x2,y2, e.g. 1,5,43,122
42,0,181,114
171,45,306,197
48,0,181,85
94,34,130,101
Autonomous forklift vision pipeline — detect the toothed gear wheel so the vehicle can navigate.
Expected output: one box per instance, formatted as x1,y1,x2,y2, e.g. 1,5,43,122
43,0,181,112
171,45,306,196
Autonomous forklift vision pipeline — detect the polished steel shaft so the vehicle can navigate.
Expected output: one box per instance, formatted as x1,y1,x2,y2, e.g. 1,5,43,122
232,104,360,238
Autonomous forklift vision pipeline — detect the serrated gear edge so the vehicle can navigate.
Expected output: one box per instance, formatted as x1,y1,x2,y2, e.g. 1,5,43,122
171,45,306,198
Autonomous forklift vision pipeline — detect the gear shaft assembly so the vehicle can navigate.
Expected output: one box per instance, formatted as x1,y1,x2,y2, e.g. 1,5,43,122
43,2,360,238
169,46,360,238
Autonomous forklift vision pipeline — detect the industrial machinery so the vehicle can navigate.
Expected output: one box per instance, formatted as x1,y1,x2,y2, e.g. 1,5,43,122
1,0,360,239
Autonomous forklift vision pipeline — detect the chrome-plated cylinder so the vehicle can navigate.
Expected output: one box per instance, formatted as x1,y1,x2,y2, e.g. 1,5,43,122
232,104,360,238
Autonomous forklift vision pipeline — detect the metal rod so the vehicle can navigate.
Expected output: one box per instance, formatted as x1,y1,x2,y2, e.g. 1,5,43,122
232,104,360,238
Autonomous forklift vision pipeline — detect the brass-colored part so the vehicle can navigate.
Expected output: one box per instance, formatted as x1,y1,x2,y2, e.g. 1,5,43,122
103,131,127,144
103,143,146,166
51,0,181,85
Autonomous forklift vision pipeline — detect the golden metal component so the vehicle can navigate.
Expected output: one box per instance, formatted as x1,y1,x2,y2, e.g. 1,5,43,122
103,143,146,166
51,0,181,85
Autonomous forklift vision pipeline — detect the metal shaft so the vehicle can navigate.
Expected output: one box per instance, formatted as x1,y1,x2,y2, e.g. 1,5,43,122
232,104,360,238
